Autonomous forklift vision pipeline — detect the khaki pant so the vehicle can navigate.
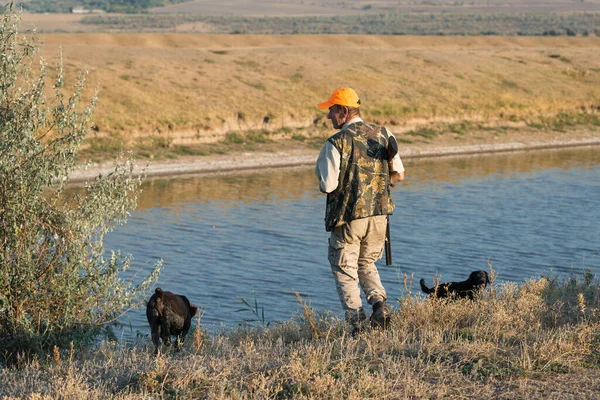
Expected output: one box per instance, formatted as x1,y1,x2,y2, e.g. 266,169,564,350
328,215,388,320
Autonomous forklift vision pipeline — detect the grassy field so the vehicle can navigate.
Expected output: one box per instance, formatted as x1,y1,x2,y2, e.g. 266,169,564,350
20,0,600,18
30,33,600,161
18,0,600,35
78,12,600,36
22,10,600,36
152,0,600,15
1,270,599,398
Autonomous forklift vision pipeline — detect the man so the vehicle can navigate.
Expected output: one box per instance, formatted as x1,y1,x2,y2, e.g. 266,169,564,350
315,87,405,335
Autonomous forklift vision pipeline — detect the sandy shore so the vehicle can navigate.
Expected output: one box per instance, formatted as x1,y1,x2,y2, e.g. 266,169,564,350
68,135,600,183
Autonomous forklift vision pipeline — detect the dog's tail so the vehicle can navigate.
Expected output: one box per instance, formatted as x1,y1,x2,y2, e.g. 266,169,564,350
190,303,198,317
419,279,433,294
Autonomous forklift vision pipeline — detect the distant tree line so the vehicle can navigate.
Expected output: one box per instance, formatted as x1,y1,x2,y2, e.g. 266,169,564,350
15,0,188,13
76,11,600,36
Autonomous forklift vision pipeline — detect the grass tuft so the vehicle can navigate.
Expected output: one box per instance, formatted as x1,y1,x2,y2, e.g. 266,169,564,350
2,271,600,397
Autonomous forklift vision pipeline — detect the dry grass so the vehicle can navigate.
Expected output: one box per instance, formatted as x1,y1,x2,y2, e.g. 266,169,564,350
1,270,599,399
19,13,91,32
28,34,600,161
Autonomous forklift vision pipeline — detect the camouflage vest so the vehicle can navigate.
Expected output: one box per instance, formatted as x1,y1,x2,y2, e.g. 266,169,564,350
324,121,395,231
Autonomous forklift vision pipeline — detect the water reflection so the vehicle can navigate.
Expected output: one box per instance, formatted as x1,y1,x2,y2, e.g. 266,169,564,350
99,146,599,338
137,166,318,209
136,146,599,208
406,147,598,186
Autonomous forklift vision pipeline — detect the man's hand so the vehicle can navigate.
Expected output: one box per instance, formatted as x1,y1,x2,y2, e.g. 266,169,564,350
390,171,404,185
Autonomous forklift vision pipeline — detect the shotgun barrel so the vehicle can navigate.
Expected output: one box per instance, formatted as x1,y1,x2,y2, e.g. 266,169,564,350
384,133,398,266
385,215,392,266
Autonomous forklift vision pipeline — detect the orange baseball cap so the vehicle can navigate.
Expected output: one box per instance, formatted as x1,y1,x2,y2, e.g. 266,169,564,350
317,87,361,109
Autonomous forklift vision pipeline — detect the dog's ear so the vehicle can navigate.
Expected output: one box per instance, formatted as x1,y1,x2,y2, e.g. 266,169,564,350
189,304,198,317
155,287,163,297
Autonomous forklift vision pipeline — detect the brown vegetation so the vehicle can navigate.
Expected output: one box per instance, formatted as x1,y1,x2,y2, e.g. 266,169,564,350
28,34,600,162
1,270,599,398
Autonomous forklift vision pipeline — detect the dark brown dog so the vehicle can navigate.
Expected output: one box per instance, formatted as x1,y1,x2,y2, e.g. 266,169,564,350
146,288,198,354
420,270,490,300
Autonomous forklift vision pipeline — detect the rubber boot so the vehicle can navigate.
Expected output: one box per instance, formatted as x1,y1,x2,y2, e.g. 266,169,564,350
346,308,367,336
370,301,391,329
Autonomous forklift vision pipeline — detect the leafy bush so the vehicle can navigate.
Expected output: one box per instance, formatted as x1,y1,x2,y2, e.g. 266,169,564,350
0,7,160,363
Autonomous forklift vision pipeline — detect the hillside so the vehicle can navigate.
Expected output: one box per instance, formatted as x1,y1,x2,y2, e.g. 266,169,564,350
31,34,600,161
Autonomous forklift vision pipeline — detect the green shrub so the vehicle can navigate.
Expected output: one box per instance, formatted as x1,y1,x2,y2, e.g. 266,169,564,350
0,7,161,364
247,130,271,143
405,127,440,139
225,132,245,144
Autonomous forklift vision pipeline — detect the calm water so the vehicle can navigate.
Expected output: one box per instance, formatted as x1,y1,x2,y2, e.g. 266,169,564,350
103,147,600,339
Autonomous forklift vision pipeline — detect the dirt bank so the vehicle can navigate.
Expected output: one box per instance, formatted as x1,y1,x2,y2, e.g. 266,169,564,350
68,130,600,183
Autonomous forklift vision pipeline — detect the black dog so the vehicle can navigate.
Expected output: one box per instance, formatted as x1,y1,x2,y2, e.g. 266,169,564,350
146,288,198,354
420,270,490,300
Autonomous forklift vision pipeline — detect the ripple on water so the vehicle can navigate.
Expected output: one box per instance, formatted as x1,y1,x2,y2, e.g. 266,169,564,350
105,147,600,339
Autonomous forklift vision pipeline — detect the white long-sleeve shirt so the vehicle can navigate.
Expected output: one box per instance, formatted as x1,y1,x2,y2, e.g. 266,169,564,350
315,118,405,193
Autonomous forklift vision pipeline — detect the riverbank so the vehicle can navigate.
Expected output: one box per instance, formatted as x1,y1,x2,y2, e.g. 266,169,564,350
2,272,599,398
68,128,600,183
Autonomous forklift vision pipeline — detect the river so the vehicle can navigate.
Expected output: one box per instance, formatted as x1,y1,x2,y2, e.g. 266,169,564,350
103,146,600,339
